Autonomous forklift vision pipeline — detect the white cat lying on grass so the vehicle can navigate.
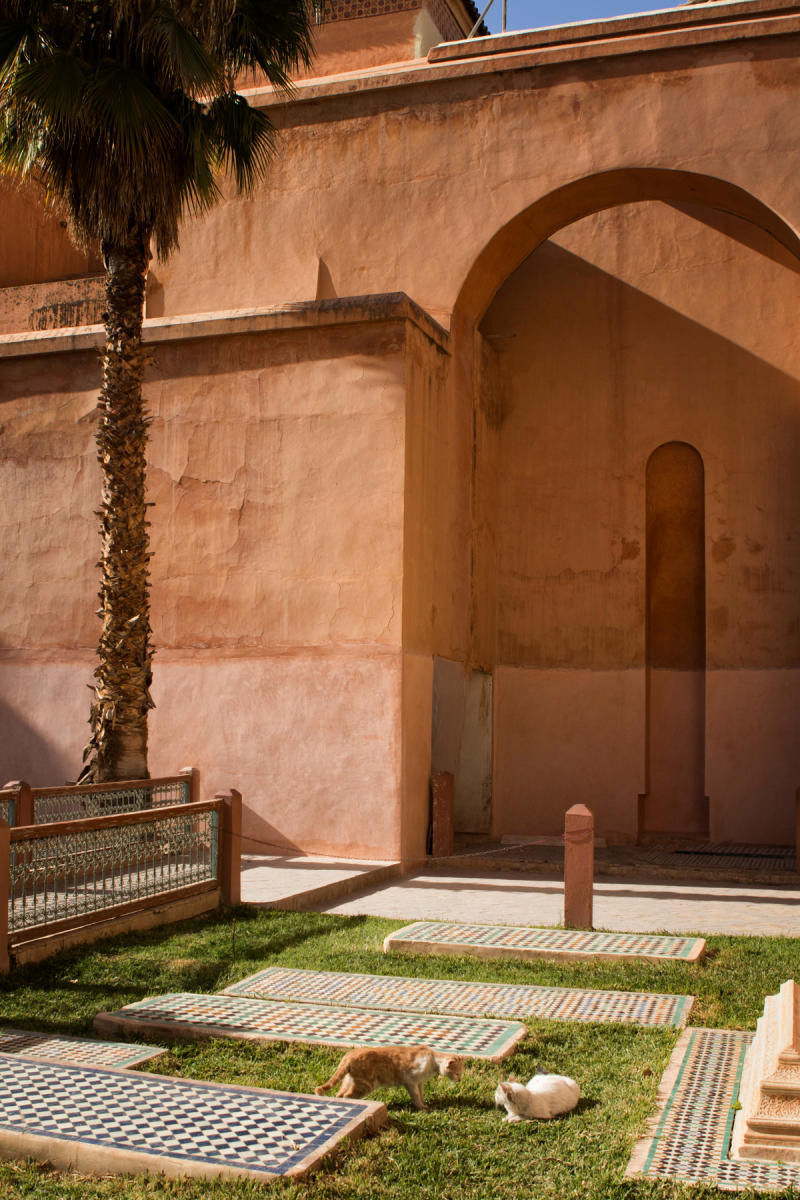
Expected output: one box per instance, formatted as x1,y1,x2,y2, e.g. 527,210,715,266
495,1071,580,1122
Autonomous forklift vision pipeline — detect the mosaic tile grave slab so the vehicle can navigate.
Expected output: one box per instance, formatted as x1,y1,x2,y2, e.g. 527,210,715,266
95,993,526,1061
0,1052,385,1181
224,966,693,1028
0,1028,164,1068
627,1028,800,1192
384,921,706,964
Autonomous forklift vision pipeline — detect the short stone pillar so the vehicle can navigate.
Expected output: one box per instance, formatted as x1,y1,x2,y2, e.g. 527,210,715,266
564,803,594,930
731,979,800,1162
430,772,454,857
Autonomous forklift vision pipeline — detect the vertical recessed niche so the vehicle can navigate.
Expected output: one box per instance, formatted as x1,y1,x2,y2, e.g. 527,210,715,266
642,441,708,837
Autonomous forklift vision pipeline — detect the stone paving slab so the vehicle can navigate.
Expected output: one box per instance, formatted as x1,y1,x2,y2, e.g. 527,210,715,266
627,1028,800,1192
0,1028,164,1069
0,1051,386,1182
316,868,800,936
94,993,527,1061
383,921,706,964
240,854,402,911
224,966,693,1028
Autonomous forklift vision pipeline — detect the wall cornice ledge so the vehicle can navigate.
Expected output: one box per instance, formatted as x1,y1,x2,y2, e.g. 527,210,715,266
239,1,800,111
0,293,451,359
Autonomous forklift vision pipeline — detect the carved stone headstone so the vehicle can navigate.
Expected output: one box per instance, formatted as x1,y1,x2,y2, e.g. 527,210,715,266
731,980,800,1163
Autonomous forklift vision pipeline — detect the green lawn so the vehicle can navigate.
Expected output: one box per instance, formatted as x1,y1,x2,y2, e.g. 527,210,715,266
0,907,797,1200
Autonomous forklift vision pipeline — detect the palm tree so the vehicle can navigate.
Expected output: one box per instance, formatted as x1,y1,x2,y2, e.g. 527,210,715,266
0,0,314,782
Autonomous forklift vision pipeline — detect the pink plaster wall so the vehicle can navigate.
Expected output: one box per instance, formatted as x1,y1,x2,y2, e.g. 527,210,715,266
150,9,800,329
482,198,800,844
0,313,422,859
0,659,95,787
493,666,644,842
0,183,101,289
149,651,402,857
400,651,433,864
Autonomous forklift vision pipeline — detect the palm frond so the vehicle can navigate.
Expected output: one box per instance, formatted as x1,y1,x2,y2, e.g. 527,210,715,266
206,89,274,192
10,52,86,131
82,61,179,163
139,7,220,94
214,0,313,87
0,0,314,257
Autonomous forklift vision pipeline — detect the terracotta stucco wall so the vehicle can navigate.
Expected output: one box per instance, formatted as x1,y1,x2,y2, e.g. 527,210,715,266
0,183,101,290
151,16,800,331
0,314,418,858
483,200,800,844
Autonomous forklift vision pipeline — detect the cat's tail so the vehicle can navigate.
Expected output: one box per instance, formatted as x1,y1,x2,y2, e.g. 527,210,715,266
315,1063,347,1096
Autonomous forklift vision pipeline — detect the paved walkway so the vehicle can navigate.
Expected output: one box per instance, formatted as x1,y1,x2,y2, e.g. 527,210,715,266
313,866,800,937
240,854,401,910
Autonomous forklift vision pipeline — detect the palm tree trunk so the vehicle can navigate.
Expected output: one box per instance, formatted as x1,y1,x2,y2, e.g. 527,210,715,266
80,226,154,783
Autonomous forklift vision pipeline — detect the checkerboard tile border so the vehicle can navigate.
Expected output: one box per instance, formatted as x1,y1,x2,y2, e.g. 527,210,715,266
94,992,527,1061
0,1028,164,1069
627,1028,800,1192
384,921,705,964
0,1051,386,1181
225,966,693,1028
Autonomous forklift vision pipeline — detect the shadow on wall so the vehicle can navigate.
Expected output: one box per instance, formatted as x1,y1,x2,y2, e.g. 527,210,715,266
481,220,800,843
240,810,301,856
0,694,79,787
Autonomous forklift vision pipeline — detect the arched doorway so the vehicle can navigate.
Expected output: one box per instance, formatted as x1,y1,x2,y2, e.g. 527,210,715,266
454,171,800,846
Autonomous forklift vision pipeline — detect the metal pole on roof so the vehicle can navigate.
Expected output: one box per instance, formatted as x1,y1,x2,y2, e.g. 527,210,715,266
467,0,496,38
502,0,507,31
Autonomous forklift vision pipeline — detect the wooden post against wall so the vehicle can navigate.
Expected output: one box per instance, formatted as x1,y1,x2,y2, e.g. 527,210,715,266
564,803,594,930
3,781,32,828
217,789,242,907
179,766,198,805
0,818,10,972
430,772,455,857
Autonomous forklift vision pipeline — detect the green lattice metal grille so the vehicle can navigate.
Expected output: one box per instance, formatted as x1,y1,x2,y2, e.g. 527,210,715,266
34,778,190,824
9,808,218,933
0,793,14,826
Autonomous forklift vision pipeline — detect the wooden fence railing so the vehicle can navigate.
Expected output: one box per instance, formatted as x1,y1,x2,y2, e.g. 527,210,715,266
0,767,197,827
0,773,240,971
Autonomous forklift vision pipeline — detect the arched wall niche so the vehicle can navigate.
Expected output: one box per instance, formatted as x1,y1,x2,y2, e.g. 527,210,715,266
453,169,800,848
642,441,707,839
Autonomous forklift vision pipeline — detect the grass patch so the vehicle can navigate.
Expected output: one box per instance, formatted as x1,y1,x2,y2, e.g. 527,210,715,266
0,908,797,1199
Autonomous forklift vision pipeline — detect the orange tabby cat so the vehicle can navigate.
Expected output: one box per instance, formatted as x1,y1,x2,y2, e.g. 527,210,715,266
315,1044,465,1109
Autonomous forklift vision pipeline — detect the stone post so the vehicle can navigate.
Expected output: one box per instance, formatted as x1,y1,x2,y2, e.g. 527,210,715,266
430,772,455,857
0,818,9,972
217,788,242,907
3,780,32,828
564,803,594,930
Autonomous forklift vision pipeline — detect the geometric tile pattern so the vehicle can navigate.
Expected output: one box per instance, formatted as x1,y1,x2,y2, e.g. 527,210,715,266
0,1028,165,1068
628,1029,800,1192
0,1053,383,1180
384,921,706,963
94,993,527,1061
640,845,794,873
224,966,693,1028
